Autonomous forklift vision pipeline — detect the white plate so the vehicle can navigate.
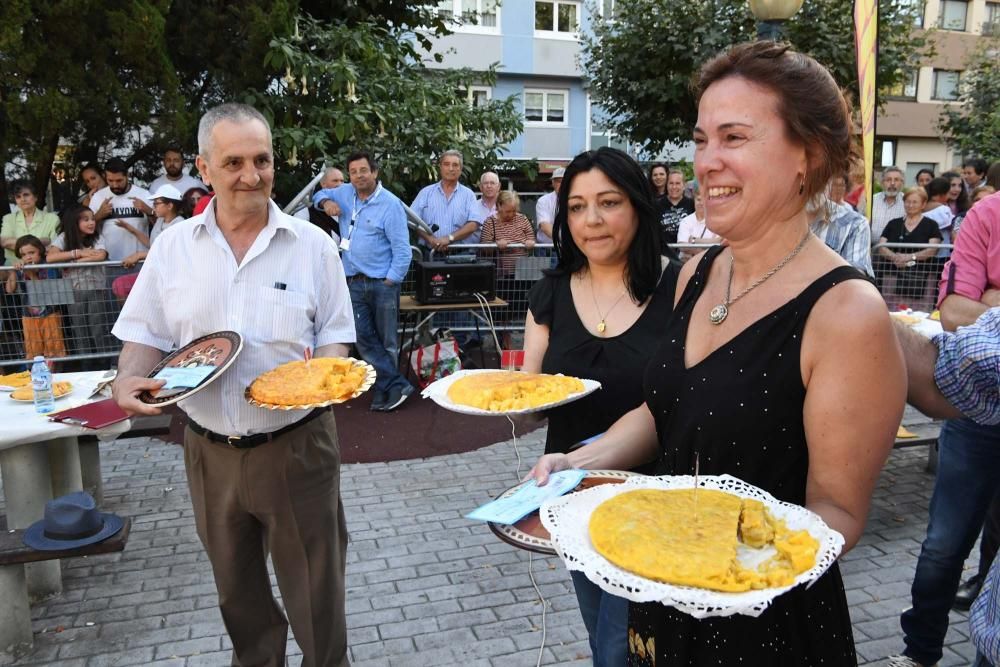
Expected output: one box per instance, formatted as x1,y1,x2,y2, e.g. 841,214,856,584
10,387,73,402
540,474,844,619
421,369,601,416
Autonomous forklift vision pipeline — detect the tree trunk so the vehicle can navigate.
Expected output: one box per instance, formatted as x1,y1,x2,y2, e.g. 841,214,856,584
32,132,60,210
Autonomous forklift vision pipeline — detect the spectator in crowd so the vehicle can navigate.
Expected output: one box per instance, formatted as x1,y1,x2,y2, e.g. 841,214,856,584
2,181,60,266
113,103,356,667
870,166,906,242
111,185,187,302
676,183,720,260
893,190,1000,667
148,147,205,195
648,162,669,212
77,163,107,209
531,41,904,665
476,170,501,223
963,158,989,192
88,158,153,262
915,168,935,189
828,172,850,206
49,166,74,213
809,185,874,276
953,186,996,240
480,190,535,335
942,170,971,217
987,161,1000,191
296,167,343,239
845,161,867,213
181,186,210,219
524,147,675,666
657,167,695,247
47,205,111,354
876,187,942,301
314,150,413,412
413,150,485,250
925,176,957,267
3,235,67,362
535,167,564,243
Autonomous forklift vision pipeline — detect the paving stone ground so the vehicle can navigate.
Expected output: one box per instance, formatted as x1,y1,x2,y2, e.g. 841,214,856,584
0,412,980,666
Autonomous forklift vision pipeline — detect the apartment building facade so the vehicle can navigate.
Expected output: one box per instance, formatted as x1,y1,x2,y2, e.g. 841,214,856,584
878,0,999,184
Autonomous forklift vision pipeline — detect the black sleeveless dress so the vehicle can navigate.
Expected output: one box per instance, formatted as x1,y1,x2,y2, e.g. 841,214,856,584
628,245,864,666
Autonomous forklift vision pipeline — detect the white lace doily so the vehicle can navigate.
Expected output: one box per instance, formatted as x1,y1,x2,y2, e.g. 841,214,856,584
420,369,601,416
539,474,844,618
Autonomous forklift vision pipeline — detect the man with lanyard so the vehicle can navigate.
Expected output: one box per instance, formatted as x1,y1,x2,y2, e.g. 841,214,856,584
112,103,356,667
315,150,414,412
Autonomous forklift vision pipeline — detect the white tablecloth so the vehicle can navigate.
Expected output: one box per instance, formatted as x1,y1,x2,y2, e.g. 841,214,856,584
0,370,131,450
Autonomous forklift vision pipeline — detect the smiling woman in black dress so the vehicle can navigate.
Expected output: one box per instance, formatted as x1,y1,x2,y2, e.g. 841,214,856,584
529,42,906,666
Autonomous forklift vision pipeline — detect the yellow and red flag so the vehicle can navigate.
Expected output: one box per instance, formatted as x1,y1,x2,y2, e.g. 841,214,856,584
854,0,878,219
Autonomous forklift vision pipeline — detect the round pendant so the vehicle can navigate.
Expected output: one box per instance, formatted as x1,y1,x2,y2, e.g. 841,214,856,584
597,320,607,333
708,303,728,325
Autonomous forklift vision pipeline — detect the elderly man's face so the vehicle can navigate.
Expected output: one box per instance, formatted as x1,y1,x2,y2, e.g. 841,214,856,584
321,169,345,189
196,119,274,217
479,174,500,199
881,170,903,196
440,155,462,183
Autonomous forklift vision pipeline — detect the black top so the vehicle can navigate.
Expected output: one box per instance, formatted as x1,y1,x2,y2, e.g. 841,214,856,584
628,245,866,666
654,195,695,245
527,262,679,457
880,216,942,245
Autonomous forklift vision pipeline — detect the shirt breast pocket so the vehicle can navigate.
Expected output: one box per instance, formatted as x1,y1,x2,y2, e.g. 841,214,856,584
253,288,314,344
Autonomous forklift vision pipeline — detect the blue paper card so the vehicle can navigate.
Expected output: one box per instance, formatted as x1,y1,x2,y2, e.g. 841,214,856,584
154,365,216,389
466,469,587,525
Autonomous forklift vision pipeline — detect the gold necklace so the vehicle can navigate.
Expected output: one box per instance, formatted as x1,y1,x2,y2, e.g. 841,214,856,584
589,274,629,334
709,229,812,325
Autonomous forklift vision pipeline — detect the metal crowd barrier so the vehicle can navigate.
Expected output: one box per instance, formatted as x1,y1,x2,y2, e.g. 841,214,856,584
871,242,953,313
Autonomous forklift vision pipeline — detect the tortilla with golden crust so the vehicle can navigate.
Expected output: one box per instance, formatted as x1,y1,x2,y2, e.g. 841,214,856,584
446,371,584,412
11,381,72,400
249,358,367,406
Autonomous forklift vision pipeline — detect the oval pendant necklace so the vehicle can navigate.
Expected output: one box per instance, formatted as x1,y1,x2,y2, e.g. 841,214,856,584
589,275,629,334
710,229,811,325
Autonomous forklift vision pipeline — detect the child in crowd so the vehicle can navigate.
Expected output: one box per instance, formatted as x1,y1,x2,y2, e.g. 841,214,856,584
47,206,111,354
3,235,67,361
113,184,186,301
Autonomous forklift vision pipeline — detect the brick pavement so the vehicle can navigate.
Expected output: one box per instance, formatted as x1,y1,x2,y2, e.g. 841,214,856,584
0,420,980,666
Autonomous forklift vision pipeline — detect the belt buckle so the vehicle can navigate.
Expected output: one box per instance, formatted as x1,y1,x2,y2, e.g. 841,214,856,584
226,435,243,448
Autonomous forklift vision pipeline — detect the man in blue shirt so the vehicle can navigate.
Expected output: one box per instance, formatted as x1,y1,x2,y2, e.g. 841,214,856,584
315,151,414,411
412,150,485,250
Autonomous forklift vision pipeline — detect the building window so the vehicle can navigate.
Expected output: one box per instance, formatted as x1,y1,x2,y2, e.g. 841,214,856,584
878,139,897,168
591,122,629,152
524,89,568,125
600,0,616,19
458,86,492,108
985,2,1000,34
938,0,968,30
886,70,918,99
438,0,499,30
931,70,961,100
905,0,926,27
535,1,580,34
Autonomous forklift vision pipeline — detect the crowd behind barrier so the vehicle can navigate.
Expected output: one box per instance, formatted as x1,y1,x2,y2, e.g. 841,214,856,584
0,242,953,369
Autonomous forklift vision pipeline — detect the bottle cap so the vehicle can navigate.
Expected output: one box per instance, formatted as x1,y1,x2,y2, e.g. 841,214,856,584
34,356,45,362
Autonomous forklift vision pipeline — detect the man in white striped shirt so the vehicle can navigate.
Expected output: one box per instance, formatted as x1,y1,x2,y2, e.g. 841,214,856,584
112,104,355,667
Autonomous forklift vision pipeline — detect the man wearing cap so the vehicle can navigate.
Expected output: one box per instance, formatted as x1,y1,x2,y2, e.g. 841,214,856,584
112,103,356,667
535,167,563,244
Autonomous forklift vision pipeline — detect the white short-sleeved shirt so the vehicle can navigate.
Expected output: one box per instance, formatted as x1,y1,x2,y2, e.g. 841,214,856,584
112,199,356,436
535,191,558,243
88,184,153,261
148,174,205,197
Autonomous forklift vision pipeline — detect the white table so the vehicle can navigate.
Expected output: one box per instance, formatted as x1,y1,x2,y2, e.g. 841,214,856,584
0,371,130,601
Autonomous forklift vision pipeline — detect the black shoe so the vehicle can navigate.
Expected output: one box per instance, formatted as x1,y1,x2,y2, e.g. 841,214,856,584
384,384,414,412
953,573,984,611
370,391,388,412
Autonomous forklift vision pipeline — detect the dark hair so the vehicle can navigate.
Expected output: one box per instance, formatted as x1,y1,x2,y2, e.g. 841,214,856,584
987,162,1000,190
549,147,664,304
925,176,951,200
14,235,47,261
941,170,970,212
915,168,935,183
346,150,378,173
58,205,99,250
163,146,183,158
647,162,668,194
104,157,128,175
694,41,855,200
963,158,988,177
11,180,36,197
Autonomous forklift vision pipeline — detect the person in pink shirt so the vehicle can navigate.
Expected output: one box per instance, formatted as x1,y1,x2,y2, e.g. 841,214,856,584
894,191,1000,667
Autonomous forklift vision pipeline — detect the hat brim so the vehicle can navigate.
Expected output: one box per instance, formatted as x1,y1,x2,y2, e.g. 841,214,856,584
22,512,124,551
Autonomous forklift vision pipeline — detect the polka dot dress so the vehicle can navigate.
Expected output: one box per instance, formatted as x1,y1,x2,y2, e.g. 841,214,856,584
630,245,865,666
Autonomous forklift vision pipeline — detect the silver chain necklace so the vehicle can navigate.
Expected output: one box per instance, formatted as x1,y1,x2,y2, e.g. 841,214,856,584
708,229,812,325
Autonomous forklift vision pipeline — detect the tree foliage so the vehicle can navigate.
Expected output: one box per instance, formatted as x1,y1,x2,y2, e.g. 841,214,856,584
583,0,931,157
245,15,524,200
938,37,1000,163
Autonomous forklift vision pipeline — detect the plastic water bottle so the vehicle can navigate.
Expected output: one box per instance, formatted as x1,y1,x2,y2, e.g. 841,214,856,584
31,356,55,414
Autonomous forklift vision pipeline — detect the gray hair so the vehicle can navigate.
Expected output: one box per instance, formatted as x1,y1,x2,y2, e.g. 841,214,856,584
440,149,464,167
479,171,499,185
198,103,271,158
882,165,904,178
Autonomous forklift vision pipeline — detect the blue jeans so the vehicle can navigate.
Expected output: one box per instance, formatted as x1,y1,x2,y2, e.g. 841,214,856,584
902,418,1000,666
570,570,629,667
348,278,409,395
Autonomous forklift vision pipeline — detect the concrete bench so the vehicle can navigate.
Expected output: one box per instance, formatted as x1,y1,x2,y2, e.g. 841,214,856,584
894,421,941,473
0,518,131,664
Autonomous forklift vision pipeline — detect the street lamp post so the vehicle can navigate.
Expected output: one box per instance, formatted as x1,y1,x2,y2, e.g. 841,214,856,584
748,0,805,40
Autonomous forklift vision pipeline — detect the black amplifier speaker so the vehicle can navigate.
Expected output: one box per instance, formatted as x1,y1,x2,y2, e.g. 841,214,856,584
415,260,495,304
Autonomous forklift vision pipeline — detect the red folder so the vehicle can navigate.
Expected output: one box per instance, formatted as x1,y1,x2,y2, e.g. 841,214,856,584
48,398,128,429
